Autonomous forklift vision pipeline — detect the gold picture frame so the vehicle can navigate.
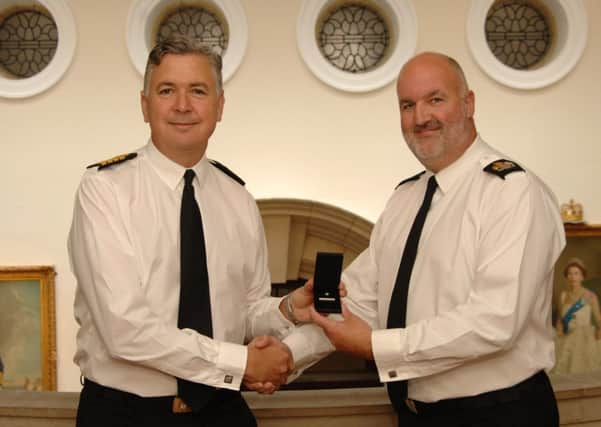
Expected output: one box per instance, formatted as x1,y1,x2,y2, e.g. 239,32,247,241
0,266,56,390
554,224,601,297
551,224,601,376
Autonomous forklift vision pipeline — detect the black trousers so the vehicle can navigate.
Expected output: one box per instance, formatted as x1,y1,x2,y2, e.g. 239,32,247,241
396,371,559,427
77,380,256,427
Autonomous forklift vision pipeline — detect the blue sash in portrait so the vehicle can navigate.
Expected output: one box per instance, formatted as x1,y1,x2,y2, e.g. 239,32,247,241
562,298,586,334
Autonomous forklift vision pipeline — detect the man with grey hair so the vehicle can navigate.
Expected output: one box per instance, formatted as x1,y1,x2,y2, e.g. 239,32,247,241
283,52,565,426
142,36,224,96
69,35,296,426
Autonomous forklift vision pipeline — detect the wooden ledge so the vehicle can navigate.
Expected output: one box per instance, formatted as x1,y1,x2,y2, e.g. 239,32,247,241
3,375,601,425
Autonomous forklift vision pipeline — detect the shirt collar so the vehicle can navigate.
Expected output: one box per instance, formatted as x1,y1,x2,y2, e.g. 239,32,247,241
431,135,487,195
144,140,210,191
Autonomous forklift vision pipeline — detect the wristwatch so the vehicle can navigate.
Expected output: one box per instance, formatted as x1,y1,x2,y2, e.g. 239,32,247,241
285,294,302,325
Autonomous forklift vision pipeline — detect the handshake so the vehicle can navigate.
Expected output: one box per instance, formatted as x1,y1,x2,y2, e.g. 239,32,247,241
243,335,293,394
242,280,354,394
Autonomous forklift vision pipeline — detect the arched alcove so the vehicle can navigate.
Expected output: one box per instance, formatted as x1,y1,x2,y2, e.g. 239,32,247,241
258,198,378,389
258,198,373,288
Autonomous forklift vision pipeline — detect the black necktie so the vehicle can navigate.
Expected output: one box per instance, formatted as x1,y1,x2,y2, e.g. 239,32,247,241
386,175,438,411
178,169,214,411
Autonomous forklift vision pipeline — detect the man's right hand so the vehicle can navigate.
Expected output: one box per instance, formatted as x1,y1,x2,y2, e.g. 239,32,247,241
243,336,293,393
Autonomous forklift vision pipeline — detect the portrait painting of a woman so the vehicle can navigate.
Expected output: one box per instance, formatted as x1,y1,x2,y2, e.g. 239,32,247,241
553,258,601,374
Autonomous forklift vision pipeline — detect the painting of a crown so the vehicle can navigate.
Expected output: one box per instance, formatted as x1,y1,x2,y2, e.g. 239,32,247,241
560,199,584,224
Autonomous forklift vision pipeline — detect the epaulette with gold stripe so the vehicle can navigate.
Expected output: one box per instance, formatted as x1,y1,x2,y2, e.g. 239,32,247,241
483,159,524,179
87,153,137,170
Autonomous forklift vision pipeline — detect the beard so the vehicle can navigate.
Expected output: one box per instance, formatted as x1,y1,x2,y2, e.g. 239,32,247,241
403,115,473,170
404,118,446,163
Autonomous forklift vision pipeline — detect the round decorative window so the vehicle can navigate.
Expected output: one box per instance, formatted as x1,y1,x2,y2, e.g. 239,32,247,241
156,7,228,55
467,0,588,89
485,1,551,70
318,3,389,73
127,0,247,84
297,0,417,93
0,8,58,78
0,0,76,98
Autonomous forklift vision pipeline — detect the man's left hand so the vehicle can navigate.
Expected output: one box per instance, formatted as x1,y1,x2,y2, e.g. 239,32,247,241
280,279,347,324
309,303,374,360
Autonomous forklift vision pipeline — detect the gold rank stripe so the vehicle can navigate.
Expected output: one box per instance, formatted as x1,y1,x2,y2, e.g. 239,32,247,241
87,152,137,170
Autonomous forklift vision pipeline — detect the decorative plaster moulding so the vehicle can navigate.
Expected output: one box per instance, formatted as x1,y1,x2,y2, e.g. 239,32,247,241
467,0,588,90
126,0,247,84
0,0,76,98
297,0,417,93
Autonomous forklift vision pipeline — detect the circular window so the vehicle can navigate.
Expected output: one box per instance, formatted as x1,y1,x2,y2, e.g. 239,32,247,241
0,0,76,98
127,0,247,84
467,0,588,89
318,3,389,73
485,1,552,70
156,7,228,55
297,0,417,93
0,8,58,78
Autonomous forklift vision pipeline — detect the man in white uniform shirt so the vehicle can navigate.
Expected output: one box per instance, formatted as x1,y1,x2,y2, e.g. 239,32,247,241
68,36,296,427
288,52,565,426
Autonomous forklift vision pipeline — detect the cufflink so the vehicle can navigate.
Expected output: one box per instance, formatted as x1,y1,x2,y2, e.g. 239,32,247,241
224,375,233,384
388,370,397,378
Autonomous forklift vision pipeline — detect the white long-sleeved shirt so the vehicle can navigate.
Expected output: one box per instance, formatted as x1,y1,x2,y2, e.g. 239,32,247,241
68,141,293,397
286,137,565,402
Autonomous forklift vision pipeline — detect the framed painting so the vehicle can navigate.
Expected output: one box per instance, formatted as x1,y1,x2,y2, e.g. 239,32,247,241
0,266,56,391
552,224,601,376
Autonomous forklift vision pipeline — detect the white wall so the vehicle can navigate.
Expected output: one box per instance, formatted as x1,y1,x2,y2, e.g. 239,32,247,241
0,0,599,391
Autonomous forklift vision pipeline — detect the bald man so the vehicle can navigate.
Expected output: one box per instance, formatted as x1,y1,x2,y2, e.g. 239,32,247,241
284,53,565,426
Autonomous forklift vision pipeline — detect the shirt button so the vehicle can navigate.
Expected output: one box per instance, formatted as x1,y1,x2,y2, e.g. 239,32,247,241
388,370,397,378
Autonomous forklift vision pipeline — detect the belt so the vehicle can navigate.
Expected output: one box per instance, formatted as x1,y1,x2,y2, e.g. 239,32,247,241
404,371,550,415
82,378,232,414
